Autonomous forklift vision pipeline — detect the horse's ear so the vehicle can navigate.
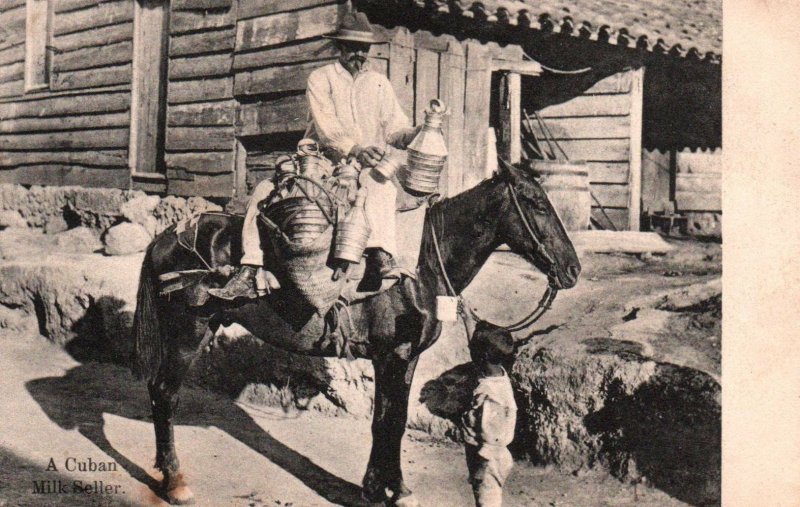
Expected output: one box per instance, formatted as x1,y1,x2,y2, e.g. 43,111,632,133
497,157,520,184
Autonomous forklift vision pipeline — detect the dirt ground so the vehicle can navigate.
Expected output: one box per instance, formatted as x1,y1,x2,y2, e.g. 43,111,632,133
0,236,720,507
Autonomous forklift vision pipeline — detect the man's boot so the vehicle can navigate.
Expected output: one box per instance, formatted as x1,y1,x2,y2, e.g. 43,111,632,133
370,248,401,279
208,265,258,300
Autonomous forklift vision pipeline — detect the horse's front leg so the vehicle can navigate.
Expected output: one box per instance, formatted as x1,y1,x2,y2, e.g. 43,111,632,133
363,350,420,506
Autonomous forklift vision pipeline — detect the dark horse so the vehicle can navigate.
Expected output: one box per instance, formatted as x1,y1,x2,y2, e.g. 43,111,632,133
131,161,581,505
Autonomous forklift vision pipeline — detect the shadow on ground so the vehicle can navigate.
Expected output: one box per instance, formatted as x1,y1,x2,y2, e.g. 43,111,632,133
25,296,366,506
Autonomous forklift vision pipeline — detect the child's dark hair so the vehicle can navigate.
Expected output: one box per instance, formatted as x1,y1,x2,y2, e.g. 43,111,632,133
469,320,515,366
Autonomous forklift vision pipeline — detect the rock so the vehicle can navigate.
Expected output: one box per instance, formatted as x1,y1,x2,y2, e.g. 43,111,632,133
685,212,721,238
121,195,161,237
0,210,27,229
104,223,152,255
54,227,102,254
152,195,223,234
43,215,69,234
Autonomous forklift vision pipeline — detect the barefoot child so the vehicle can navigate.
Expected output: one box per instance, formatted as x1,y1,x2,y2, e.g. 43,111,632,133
461,321,518,507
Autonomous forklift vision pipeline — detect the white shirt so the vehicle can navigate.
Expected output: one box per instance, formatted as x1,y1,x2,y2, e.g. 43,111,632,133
462,371,518,459
304,61,410,157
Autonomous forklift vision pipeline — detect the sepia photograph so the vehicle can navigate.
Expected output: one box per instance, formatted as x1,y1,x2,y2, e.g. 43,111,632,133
0,0,736,505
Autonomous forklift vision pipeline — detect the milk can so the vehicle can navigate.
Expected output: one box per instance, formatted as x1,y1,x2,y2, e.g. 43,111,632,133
333,187,371,266
402,98,448,194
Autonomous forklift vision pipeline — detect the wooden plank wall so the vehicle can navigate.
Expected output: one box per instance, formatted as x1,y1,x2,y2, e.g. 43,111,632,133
675,149,721,212
231,0,344,191
0,0,133,188
163,0,239,196
538,70,639,230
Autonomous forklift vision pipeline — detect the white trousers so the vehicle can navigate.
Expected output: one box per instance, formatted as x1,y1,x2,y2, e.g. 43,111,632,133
239,169,398,266
465,444,514,507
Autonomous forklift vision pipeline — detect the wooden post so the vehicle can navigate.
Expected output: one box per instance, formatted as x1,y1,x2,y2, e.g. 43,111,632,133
389,27,415,121
508,72,521,164
234,138,247,197
627,67,644,231
438,39,465,197
495,71,521,164
129,0,169,176
463,41,490,191
414,48,439,125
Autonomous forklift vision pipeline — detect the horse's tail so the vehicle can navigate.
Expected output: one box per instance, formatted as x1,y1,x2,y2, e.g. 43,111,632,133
131,244,163,382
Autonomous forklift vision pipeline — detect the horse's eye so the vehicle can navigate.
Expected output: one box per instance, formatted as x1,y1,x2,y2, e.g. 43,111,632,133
520,193,548,214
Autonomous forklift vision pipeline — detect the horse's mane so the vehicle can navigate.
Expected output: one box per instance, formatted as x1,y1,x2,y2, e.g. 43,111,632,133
428,173,501,218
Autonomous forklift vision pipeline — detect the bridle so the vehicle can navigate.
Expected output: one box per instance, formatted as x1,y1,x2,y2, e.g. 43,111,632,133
428,175,560,338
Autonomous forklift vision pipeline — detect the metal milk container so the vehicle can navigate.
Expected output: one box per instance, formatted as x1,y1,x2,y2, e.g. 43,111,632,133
333,187,371,264
402,98,448,194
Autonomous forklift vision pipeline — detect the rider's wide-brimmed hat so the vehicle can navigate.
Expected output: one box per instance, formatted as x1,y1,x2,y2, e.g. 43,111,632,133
323,11,386,44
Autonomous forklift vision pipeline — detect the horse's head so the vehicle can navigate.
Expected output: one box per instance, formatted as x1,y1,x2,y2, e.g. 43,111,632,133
496,160,581,289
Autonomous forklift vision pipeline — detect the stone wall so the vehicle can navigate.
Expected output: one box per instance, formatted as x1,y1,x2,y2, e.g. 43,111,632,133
0,184,224,254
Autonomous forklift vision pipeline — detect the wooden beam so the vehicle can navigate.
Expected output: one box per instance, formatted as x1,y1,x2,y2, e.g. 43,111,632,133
463,41,490,190
168,53,232,80
165,126,235,150
234,139,247,197
53,40,132,73
55,0,133,36
168,77,233,104
508,72,521,164
549,139,630,162
235,4,339,52
538,94,631,118
170,9,235,35
0,165,130,188
627,67,644,231
0,44,24,67
232,38,336,71
0,150,128,168
168,171,234,197
528,115,631,140
53,21,132,53
233,59,332,96
389,27,415,121
169,28,236,57
236,94,307,136
414,48,439,125
0,111,130,133
237,0,339,21
491,60,541,75
0,80,24,99
0,90,129,119
55,0,120,14
167,100,236,126
438,39,465,197
51,63,132,91
165,151,234,174
172,0,233,11
0,128,130,149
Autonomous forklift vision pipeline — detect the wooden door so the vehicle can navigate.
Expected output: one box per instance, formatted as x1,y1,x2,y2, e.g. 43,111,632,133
129,0,169,176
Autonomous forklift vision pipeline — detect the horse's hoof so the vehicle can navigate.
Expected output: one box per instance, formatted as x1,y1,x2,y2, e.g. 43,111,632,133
167,485,195,505
392,493,421,507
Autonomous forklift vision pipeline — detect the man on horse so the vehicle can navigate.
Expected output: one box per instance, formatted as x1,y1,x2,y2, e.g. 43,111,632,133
210,11,420,301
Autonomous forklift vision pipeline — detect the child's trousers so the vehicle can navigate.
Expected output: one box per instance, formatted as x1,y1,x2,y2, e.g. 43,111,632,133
465,444,514,507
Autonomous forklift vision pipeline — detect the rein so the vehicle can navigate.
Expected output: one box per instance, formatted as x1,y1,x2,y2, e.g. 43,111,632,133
428,178,559,338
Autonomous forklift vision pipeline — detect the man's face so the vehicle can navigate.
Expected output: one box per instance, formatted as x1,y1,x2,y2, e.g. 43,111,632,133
338,40,372,74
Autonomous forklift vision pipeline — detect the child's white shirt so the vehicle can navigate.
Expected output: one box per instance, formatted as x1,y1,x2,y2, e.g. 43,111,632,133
462,370,518,460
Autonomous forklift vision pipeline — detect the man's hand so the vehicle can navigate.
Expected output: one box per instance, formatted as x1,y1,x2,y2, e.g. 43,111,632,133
389,125,423,150
349,145,385,167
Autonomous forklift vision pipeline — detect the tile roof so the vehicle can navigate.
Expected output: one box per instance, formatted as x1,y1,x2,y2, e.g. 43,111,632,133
375,0,722,62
